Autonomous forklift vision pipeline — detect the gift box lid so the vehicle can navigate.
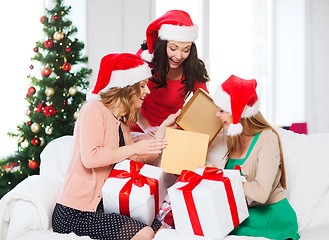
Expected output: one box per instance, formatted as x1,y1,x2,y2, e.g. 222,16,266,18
161,128,209,175
176,88,223,144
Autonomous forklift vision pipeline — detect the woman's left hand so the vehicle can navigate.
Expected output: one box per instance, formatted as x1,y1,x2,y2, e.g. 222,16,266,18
160,109,181,128
155,109,181,140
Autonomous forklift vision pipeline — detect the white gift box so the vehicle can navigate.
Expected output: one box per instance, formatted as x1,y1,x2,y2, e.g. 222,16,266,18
102,160,165,225
168,168,249,239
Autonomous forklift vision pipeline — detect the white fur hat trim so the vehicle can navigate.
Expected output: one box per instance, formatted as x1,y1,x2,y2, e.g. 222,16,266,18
104,63,151,90
213,85,232,113
159,24,199,42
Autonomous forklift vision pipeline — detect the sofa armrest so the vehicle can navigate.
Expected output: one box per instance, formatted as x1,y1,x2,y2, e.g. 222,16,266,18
0,175,62,239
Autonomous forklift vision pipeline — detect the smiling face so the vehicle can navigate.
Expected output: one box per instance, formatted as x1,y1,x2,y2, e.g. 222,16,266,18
132,79,150,109
166,41,192,69
216,107,233,129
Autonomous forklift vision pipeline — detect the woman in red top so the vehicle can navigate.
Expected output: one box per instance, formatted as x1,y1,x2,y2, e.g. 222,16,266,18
132,10,210,135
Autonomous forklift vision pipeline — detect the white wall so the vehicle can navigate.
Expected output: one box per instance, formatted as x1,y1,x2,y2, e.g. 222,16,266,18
269,0,329,133
0,0,44,157
86,0,155,89
305,0,329,133
269,0,306,127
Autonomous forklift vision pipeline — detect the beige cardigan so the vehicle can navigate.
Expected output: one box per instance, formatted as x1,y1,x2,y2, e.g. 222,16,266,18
232,130,286,206
57,100,154,212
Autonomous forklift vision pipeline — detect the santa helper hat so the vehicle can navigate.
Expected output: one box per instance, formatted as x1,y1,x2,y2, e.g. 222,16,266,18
87,53,152,100
140,10,199,62
213,75,261,136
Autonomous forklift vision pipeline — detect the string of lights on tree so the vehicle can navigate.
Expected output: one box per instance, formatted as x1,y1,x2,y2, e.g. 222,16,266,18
0,0,91,198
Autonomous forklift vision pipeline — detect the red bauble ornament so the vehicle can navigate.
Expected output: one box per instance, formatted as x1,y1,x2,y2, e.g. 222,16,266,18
62,62,72,72
33,47,38,52
29,160,39,169
26,121,32,126
44,39,53,49
41,67,51,77
36,102,46,113
44,105,57,117
40,16,48,24
65,47,71,53
27,86,36,96
30,65,34,69
31,137,41,146
53,14,59,21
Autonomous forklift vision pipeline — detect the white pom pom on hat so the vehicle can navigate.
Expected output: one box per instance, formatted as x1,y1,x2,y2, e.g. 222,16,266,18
87,53,152,101
213,75,260,136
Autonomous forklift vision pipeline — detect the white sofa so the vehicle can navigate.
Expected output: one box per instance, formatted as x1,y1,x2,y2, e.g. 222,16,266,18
1,127,329,240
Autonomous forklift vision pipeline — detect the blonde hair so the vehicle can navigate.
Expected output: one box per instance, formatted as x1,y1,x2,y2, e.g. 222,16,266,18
226,112,286,189
99,82,142,127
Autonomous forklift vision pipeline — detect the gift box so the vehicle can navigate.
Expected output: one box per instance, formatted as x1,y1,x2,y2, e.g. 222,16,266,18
168,167,249,239
102,160,166,225
176,88,223,143
160,128,209,175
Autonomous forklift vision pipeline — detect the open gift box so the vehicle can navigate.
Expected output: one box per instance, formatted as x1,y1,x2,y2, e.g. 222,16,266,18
160,89,222,175
160,128,209,175
176,88,223,144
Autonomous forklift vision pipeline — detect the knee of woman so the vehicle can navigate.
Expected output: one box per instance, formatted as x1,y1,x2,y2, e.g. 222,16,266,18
132,226,154,240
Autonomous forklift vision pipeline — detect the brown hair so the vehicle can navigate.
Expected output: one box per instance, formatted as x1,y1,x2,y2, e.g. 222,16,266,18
141,39,210,97
226,112,286,189
99,82,142,127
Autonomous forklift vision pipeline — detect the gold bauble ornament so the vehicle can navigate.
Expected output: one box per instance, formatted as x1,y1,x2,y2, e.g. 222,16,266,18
73,109,80,120
53,31,64,41
45,125,53,135
18,136,25,143
31,123,41,134
45,87,55,97
69,86,78,96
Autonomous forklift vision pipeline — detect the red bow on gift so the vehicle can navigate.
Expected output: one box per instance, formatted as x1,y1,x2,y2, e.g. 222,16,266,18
177,167,240,236
109,161,159,218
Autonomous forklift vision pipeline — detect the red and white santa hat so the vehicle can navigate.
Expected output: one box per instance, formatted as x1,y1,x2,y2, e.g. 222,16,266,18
141,10,199,62
87,53,152,100
213,75,260,136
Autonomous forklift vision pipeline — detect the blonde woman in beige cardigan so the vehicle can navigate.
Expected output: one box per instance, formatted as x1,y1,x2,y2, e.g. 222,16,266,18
52,53,178,240
213,75,299,240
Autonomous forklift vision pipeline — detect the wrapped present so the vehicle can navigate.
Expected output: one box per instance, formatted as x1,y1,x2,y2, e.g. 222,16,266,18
168,167,249,239
156,195,175,229
102,160,166,225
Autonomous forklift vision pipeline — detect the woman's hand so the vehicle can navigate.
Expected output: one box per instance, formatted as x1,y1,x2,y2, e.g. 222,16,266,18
155,109,181,140
160,109,181,128
144,126,159,137
132,138,167,155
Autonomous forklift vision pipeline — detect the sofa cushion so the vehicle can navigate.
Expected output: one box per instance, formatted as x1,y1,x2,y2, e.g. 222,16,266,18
275,127,329,238
40,135,74,181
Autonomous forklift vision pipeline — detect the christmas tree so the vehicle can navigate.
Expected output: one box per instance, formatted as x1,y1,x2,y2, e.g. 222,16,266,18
0,0,91,198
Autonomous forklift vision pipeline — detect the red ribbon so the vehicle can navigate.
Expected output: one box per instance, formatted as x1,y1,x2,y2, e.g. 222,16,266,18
177,167,240,236
108,161,159,218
